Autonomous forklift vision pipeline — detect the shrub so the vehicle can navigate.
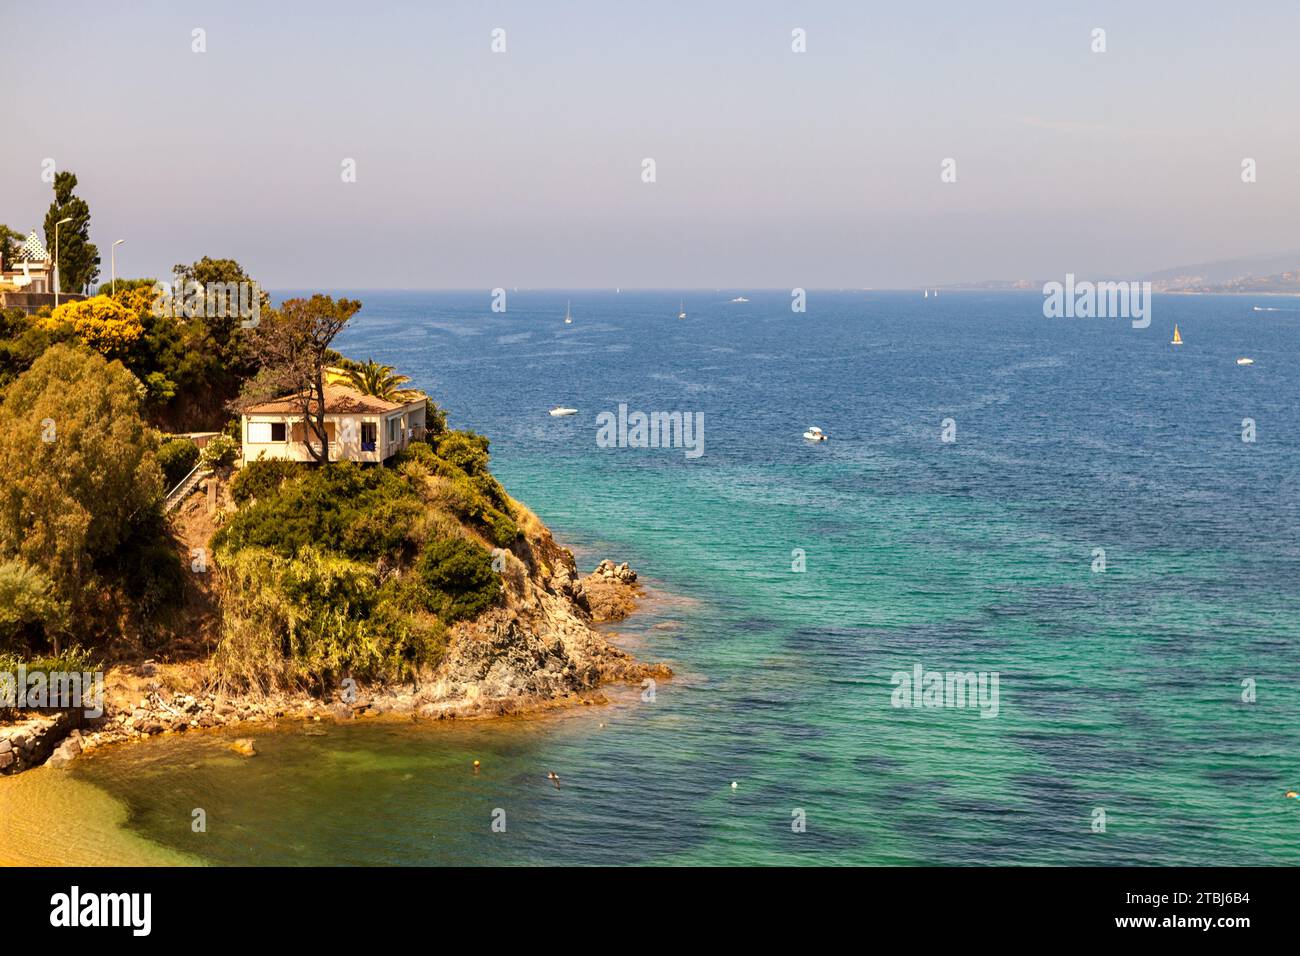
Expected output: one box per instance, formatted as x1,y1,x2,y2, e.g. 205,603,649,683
417,537,500,622
0,644,99,718
214,461,418,561
157,438,200,488
213,545,447,689
437,430,490,477
230,458,302,504
44,295,143,358
0,560,67,650
200,432,239,467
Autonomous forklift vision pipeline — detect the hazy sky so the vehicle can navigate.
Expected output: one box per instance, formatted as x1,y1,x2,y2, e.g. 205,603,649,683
3,0,1297,288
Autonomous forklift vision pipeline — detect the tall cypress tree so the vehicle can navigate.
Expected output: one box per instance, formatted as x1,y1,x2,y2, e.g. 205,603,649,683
43,171,100,293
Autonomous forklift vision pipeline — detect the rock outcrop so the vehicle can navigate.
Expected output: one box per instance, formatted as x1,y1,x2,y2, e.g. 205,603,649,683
10,503,670,767
417,525,666,716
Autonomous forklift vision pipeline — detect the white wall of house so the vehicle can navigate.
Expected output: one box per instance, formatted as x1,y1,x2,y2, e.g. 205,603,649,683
240,399,426,465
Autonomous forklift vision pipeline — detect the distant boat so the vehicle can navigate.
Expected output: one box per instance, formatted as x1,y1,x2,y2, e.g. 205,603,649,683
731,296,749,303
1236,357,1255,365
678,300,687,320
803,426,827,442
549,406,577,417
1171,325,1183,345
564,300,573,325
924,290,929,299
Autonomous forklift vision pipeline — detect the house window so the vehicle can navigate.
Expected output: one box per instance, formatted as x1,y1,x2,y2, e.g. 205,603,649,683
361,422,377,452
248,421,272,443
270,422,286,442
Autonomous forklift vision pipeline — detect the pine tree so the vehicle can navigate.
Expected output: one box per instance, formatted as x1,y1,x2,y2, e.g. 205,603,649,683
43,172,100,293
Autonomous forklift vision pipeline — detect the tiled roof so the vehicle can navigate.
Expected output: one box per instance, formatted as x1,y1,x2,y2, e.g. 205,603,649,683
243,384,421,415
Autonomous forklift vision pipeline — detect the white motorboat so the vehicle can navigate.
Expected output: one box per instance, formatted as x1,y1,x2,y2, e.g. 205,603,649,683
549,407,578,417
803,426,827,442
1236,357,1255,365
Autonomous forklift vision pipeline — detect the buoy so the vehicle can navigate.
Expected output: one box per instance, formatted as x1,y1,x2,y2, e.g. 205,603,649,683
473,760,480,769
731,781,739,790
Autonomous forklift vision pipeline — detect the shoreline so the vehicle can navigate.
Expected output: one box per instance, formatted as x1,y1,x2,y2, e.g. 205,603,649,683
2,551,672,776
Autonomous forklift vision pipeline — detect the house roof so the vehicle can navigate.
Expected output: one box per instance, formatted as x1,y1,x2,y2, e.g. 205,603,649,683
242,383,423,416
19,231,49,263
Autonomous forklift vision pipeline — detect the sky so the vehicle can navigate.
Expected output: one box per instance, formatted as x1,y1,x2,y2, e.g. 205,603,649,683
2,0,1298,289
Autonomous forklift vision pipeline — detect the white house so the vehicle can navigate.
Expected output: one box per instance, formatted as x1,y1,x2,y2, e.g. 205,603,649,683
241,384,427,464
0,231,55,293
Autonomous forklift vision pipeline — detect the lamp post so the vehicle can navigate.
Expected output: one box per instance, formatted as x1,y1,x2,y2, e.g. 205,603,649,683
53,217,72,306
112,239,126,295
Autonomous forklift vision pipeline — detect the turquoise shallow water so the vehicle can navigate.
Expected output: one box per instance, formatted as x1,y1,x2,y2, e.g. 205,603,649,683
73,291,1300,864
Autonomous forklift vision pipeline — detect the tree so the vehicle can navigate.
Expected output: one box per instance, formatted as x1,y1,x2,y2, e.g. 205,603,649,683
0,560,67,649
45,295,143,358
0,344,163,639
43,172,100,293
240,295,362,464
349,358,417,402
0,224,25,267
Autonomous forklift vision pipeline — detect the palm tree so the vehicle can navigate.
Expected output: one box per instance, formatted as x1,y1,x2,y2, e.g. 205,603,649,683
348,359,419,402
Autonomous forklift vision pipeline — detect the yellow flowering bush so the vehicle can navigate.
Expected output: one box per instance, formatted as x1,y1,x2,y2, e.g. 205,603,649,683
45,295,143,357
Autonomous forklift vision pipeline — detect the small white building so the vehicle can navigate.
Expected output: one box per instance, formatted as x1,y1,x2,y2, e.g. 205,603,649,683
241,384,427,464
0,231,55,293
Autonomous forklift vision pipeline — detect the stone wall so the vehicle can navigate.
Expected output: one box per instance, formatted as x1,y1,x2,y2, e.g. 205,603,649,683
0,291,88,314
0,711,82,774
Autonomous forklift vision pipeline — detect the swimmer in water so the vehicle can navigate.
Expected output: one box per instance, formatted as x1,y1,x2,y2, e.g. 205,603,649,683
547,771,561,789
1287,791,1297,799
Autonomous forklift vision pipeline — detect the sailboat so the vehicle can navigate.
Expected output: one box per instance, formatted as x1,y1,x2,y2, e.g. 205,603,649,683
1171,324,1182,345
677,300,687,320
924,289,929,299
564,301,573,325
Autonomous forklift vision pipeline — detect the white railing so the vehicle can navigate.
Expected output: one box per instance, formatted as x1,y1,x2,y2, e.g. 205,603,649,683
163,464,212,513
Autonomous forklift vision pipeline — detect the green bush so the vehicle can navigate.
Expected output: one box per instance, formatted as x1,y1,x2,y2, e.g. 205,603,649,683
157,438,200,488
214,461,418,561
0,644,100,716
213,545,449,689
0,560,67,650
230,458,302,504
200,432,239,467
417,537,500,622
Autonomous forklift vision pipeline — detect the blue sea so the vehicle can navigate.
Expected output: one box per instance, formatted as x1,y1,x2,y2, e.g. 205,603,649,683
67,290,1300,865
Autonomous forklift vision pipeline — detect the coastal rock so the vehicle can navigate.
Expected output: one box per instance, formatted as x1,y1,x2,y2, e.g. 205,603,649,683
230,738,257,757
578,560,642,623
47,738,81,770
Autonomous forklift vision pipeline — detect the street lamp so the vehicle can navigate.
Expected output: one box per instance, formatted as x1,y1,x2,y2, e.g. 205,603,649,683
53,217,72,307
112,239,126,295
